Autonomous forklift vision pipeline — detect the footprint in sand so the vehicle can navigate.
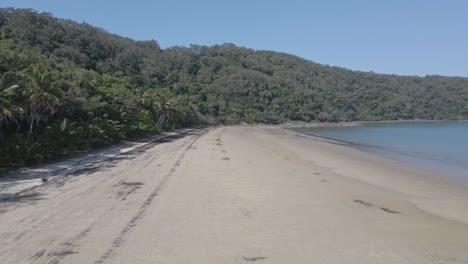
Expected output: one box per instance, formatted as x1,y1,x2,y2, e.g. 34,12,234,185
239,208,253,219
243,256,267,262
353,199,374,207
380,207,400,214
353,200,401,214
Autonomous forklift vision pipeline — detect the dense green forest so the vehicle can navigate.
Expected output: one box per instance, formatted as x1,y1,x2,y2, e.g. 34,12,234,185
0,8,467,167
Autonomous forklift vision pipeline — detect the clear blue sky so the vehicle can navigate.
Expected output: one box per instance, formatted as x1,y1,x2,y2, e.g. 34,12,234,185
2,0,467,77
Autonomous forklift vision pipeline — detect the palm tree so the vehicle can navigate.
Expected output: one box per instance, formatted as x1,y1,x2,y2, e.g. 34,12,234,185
0,84,22,126
135,89,175,130
156,97,172,130
168,96,191,129
25,64,62,133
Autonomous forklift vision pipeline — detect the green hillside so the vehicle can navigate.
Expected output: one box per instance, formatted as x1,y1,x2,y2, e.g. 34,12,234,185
1,8,467,167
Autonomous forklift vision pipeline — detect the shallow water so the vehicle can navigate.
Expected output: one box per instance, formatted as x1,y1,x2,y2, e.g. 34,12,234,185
291,122,468,178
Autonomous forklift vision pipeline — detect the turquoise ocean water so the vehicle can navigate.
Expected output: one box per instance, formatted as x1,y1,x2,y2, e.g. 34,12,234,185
291,122,468,178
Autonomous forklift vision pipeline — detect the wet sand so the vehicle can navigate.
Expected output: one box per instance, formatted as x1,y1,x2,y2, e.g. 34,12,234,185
0,126,467,263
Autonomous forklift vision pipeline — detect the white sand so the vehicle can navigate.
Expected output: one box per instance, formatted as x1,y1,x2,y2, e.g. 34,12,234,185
0,126,467,264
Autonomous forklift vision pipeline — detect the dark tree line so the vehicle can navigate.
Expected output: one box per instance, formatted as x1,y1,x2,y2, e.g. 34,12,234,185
0,8,467,167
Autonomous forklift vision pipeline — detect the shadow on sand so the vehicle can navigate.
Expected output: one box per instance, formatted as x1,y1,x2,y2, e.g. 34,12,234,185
0,127,206,204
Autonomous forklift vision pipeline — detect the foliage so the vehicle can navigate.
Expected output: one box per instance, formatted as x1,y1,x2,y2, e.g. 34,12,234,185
0,8,467,167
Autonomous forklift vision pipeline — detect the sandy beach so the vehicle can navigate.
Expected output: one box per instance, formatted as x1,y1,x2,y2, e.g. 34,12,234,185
1,126,468,263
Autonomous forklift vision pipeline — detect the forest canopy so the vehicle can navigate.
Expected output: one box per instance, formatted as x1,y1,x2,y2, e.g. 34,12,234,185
1,8,467,167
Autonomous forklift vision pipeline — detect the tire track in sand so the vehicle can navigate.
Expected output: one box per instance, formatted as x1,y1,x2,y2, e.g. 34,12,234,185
94,129,207,264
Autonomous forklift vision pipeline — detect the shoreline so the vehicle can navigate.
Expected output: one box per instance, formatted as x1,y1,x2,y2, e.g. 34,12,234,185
274,119,468,128
1,125,467,263
285,122,468,180
268,126,468,225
